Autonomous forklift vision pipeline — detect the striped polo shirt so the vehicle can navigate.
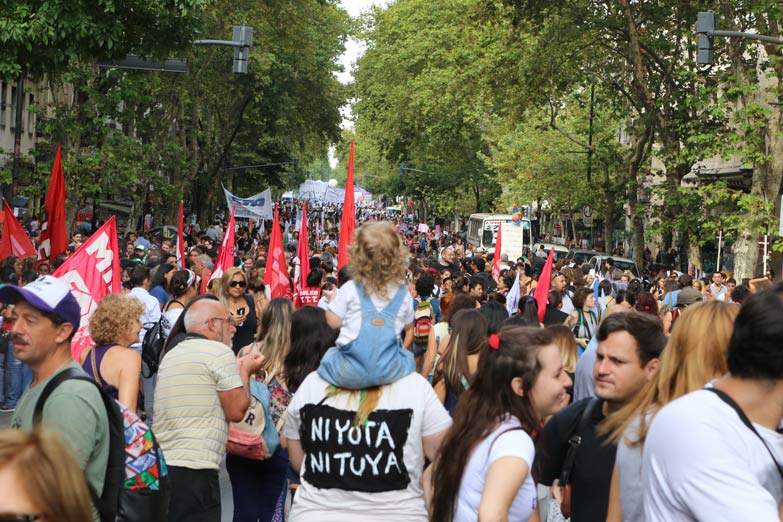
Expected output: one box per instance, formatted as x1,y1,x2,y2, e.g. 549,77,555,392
153,337,243,470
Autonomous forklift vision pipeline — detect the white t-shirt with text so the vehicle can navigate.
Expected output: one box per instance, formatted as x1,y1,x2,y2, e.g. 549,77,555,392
285,372,452,521
643,389,783,522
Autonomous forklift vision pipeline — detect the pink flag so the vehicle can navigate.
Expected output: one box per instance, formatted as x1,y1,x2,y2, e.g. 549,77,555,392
38,144,68,263
53,217,120,360
0,199,36,259
533,248,555,323
211,208,236,281
337,140,356,268
264,205,292,299
176,201,185,270
492,224,503,282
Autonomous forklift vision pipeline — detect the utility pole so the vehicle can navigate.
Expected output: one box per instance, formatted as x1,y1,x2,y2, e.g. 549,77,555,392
11,74,24,199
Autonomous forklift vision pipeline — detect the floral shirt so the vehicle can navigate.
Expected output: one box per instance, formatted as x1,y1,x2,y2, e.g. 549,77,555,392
267,376,292,428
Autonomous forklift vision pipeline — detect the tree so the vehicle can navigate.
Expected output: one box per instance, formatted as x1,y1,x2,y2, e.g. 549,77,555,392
352,0,502,219
25,0,350,227
0,0,207,78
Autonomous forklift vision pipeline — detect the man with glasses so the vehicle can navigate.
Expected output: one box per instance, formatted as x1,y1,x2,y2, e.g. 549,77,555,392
435,245,459,274
154,297,264,522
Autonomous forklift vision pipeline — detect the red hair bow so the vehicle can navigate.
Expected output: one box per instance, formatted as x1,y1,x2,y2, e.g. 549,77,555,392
489,334,500,350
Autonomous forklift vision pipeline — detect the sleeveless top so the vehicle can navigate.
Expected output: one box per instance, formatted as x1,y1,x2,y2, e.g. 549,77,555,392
573,309,598,340
81,343,120,401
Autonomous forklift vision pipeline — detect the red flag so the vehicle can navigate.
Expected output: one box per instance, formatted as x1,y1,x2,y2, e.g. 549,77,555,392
264,205,292,299
176,201,185,270
38,144,68,262
211,208,236,282
297,203,310,292
53,216,120,360
533,248,555,323
337,140,356,268
492,224,503,282
0,199,36,259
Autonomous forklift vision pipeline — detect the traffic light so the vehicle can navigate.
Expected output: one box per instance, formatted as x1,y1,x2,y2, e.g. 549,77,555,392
696,11,719,65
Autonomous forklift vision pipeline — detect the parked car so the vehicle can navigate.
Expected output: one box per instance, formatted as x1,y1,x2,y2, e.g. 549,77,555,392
564,248,601,265
588,254,640,277
532,243,570,261
148,226,178,243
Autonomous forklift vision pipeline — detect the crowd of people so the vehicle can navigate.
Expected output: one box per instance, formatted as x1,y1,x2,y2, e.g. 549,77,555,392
0,209,782,522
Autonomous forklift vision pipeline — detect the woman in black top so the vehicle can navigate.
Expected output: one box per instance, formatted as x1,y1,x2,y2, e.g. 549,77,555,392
218,267,257,354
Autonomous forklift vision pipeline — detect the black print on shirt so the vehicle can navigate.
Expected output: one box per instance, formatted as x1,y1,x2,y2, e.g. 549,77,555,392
299,403,413,492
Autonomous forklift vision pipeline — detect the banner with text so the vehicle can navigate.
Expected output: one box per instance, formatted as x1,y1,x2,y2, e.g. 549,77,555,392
223,185,273,219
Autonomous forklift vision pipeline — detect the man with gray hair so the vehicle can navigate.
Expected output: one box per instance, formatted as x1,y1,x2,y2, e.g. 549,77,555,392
154,297,264,522
191,253,214,295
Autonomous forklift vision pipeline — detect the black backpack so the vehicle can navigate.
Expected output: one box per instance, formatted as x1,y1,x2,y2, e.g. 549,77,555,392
34,367,170,522
141,311,170,378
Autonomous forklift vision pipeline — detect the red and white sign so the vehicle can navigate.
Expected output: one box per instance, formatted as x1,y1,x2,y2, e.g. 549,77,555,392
53,217,120,360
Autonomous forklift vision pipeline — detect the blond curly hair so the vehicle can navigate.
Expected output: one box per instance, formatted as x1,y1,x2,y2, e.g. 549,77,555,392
348,221,408,299
89,293,145,346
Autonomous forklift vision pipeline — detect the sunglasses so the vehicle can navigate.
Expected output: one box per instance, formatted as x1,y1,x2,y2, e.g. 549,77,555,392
229,280,247,288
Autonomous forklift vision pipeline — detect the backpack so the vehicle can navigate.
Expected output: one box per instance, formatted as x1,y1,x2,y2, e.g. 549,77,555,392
226,378,282,461
413,298,434,344
34,368,170,522
142,303,177,378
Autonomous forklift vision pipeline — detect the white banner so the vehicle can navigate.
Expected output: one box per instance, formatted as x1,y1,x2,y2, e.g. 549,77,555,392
223,185,273,219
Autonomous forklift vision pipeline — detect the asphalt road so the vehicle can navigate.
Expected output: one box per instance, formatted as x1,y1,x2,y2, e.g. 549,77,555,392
0,410,235,521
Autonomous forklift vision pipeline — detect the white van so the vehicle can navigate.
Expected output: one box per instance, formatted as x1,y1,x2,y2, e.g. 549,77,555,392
466,213,533,257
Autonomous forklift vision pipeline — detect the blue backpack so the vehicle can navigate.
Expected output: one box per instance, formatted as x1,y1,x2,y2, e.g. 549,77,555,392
226,378,281,460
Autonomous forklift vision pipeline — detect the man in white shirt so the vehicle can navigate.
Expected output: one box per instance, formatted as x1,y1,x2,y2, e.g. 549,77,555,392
644,283,783,521
128,265,162,422
709,271,728,301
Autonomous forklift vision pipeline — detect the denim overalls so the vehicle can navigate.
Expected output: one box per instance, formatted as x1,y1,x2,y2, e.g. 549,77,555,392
318,284,415,389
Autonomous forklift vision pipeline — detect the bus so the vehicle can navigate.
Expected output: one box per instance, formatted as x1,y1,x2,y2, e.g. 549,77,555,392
466,213,533,257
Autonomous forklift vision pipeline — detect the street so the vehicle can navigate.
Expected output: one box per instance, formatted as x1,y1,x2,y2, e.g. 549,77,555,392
0,410,235,521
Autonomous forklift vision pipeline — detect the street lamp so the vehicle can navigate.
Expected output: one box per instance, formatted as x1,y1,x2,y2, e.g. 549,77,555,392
696,11,783,65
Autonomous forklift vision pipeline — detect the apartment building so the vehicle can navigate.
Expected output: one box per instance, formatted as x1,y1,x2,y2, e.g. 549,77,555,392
0,78,39,168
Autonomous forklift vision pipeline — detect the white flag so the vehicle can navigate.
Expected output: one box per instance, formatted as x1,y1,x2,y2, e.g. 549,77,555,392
506,271,521,317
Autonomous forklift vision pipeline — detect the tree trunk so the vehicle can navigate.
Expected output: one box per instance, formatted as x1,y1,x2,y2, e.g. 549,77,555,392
732,229,758,280
570,215,578,247
603,166,615,253
686,229,703,272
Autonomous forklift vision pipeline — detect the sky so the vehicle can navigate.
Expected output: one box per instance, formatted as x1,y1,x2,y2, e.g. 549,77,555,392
330,0,390,167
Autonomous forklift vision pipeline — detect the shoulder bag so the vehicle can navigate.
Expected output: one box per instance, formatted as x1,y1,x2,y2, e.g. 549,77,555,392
556,397,600,517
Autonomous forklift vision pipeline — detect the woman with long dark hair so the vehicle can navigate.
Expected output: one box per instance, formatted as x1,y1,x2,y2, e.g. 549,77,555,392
432,309,488,415
149,262,176,307
227,297,294,522
284,306,336,394
430,326,571,522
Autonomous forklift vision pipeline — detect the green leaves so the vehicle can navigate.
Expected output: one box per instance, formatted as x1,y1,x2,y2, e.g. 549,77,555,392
0,0,208,78
21,0,349,224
